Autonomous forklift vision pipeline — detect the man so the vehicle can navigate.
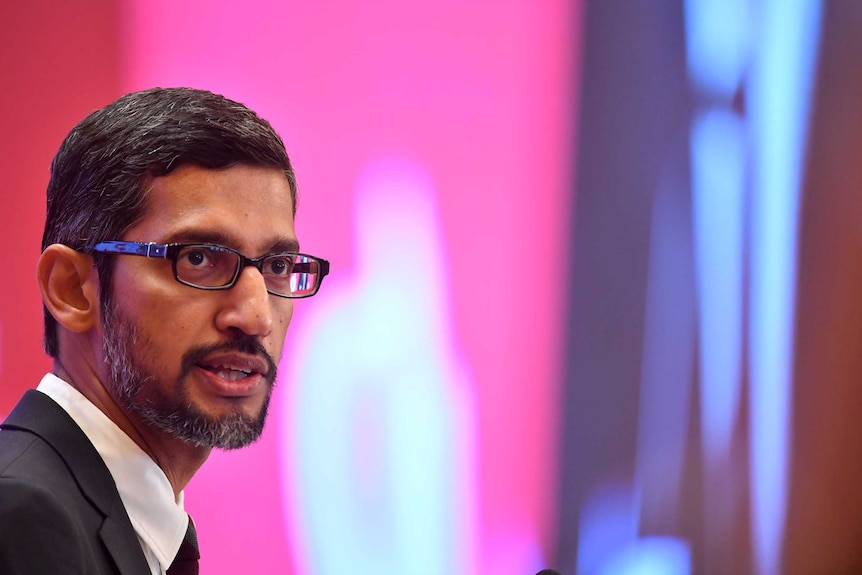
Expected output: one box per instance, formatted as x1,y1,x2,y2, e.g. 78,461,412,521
0,87,329,574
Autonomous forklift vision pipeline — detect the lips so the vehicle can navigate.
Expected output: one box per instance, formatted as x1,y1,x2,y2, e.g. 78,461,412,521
196,353,270,385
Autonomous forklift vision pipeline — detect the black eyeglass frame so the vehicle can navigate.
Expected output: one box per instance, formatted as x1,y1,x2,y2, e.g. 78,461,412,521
90,240,330,299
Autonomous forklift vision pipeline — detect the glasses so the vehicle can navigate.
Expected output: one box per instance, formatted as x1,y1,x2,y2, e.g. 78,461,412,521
91,241,330,298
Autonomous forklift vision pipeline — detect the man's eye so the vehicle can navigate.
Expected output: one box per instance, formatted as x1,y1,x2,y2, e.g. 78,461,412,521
266,256,293,276
184,249,210,267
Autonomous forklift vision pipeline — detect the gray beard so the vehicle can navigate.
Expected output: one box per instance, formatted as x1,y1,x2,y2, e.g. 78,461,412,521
101,301,274,450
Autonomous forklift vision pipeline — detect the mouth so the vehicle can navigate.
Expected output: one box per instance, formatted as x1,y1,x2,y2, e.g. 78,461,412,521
194,353,271,395
201,365,254,381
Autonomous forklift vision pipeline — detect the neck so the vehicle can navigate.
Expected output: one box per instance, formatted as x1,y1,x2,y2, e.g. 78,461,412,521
52,359,211,498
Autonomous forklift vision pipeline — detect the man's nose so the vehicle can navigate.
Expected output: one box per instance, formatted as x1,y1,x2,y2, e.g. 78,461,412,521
214,266,275,337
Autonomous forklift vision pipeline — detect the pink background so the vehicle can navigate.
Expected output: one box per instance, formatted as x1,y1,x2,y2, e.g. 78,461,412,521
0,2,576,573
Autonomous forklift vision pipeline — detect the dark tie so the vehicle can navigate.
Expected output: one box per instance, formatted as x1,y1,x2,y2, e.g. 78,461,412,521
167,516,200,575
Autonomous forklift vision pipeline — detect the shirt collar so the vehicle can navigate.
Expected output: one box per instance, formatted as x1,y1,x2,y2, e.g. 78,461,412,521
37,373,189,569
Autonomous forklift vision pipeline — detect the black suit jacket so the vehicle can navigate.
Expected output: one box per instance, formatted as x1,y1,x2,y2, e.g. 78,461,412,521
0,389,151,574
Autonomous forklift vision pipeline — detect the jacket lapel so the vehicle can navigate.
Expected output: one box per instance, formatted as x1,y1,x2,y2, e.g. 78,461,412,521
2,390,151,575
101,498,153,575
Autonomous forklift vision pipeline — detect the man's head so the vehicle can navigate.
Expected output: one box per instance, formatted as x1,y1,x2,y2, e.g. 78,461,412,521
38,88,316,450
42,87,296,357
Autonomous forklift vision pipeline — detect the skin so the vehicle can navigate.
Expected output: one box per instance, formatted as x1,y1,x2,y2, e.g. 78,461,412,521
37,163,297,497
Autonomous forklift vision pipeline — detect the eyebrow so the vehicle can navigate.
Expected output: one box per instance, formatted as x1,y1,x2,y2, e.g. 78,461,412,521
162,229,301,255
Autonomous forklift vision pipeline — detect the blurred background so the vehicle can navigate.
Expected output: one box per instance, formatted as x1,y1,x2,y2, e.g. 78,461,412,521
2,1,861,574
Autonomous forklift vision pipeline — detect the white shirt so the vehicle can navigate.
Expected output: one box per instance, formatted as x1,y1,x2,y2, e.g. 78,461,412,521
37,373,189,575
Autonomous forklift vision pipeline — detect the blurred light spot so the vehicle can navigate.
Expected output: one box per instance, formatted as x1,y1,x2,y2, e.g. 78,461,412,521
690,107,745,463
684,0,752,97
599,537,691,575
747,2,821,574
280,157,477,575
577,481,640,575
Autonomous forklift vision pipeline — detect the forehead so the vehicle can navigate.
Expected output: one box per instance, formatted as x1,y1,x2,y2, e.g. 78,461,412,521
128,164,297,253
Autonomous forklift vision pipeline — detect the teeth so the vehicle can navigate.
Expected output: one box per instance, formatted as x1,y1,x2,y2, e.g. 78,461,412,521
215,368,252,381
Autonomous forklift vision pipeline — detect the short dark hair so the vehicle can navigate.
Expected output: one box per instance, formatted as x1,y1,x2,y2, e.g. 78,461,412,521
41,87,297,357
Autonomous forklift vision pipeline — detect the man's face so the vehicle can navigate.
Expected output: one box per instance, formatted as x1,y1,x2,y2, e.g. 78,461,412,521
99,163,297,449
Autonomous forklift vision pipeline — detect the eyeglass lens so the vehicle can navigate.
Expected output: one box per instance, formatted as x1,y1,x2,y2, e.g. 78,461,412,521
174,245,321,296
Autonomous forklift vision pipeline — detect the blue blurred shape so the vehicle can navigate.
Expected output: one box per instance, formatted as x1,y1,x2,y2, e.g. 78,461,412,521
598,537,691,575
684,0,751,97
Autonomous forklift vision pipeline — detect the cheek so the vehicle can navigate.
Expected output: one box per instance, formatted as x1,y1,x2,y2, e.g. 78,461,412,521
282,302,295,327
272,302,294,349
113,260,196,320
120,296,200,366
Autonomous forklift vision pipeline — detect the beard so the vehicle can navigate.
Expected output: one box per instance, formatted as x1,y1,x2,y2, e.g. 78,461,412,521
100,300,278,450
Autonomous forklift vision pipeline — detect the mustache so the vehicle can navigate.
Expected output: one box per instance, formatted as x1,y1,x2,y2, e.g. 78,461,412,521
179,335,278,382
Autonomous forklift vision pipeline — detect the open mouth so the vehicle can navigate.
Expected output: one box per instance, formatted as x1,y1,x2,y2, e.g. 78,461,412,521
199,364,255,381
195,353,269,384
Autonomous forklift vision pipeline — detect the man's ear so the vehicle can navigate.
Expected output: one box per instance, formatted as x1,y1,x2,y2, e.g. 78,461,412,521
37,244,101,333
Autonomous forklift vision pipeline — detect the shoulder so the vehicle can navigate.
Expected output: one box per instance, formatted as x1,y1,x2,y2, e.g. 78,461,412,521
0,428,109,572
0,474,81,526
0,424,107,527
0,426,73,482
0,476,92,573
1,391,110,497
0,435,150,575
